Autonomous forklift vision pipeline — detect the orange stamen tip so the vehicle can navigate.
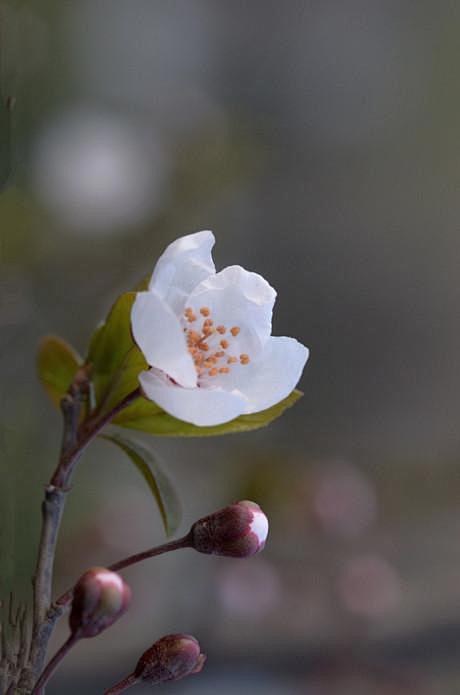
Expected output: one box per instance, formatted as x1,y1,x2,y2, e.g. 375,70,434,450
216,325,226,334
240,354,250,365
230,326,240,336
200,307,211,317
227,356,238,364
187,330,200,343
208,368,218,376
220,339,229,349
199,343,209,351
215,351,225,358
219,367,230,374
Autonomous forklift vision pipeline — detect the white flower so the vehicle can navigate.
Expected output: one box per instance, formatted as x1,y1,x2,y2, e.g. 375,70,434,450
131,231,309,426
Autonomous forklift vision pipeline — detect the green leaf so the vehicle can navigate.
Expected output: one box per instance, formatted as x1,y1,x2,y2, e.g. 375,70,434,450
37,336,83,407
98,346,148,415
113,389,303,437
86,293,147,411
101,432,181,536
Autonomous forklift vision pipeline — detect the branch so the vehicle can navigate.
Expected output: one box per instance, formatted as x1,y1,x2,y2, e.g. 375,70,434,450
28,391,82,681
28,384,141,681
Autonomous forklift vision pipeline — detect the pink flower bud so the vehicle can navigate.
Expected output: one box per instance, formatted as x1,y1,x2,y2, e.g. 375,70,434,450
134,634,206,684
190,500,269,558
69,567,131,638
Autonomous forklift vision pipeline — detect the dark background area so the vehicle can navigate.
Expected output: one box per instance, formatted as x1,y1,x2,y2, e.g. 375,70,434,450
1,2,460,693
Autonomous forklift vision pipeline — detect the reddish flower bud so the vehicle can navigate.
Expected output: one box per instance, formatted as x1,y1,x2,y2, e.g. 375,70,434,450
190,500,269,558
69,567,131,638
134,634,206,684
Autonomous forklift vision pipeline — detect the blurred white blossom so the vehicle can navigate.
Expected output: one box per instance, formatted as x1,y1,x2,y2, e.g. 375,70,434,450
32,108,168,234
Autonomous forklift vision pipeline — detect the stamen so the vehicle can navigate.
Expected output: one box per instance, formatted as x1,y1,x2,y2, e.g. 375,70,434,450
202,318,214,336
184,307,197,323
186,310,250,379
187,330,200,344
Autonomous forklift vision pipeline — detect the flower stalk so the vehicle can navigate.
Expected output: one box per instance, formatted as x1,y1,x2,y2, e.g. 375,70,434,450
103,674,138,695
108,535,192,573
51,535,193,614
31,633,79,695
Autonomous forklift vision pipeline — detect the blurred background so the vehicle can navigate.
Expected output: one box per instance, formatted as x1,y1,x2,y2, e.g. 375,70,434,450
1,1,460,692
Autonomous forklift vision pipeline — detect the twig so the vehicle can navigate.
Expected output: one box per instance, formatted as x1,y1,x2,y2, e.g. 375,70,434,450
109,534,191,573
28,385,141,681
28,393,82,681
50,533,192,616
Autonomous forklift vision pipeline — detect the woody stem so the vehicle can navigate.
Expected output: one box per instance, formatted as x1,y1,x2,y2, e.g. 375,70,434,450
29,385,141,682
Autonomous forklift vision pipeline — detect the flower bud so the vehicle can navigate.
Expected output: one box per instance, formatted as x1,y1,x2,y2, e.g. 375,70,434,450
69,567,131,638
134,634,206,684
190,500,269,558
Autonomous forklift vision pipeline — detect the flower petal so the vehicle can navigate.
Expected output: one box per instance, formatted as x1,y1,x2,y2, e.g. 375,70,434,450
139,369,248,426
213,336,309,413
186,265,276,356
131,292,197,388
149,231,216,315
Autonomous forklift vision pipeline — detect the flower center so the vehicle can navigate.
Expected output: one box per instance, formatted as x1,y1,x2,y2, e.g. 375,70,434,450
184,306,250,379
